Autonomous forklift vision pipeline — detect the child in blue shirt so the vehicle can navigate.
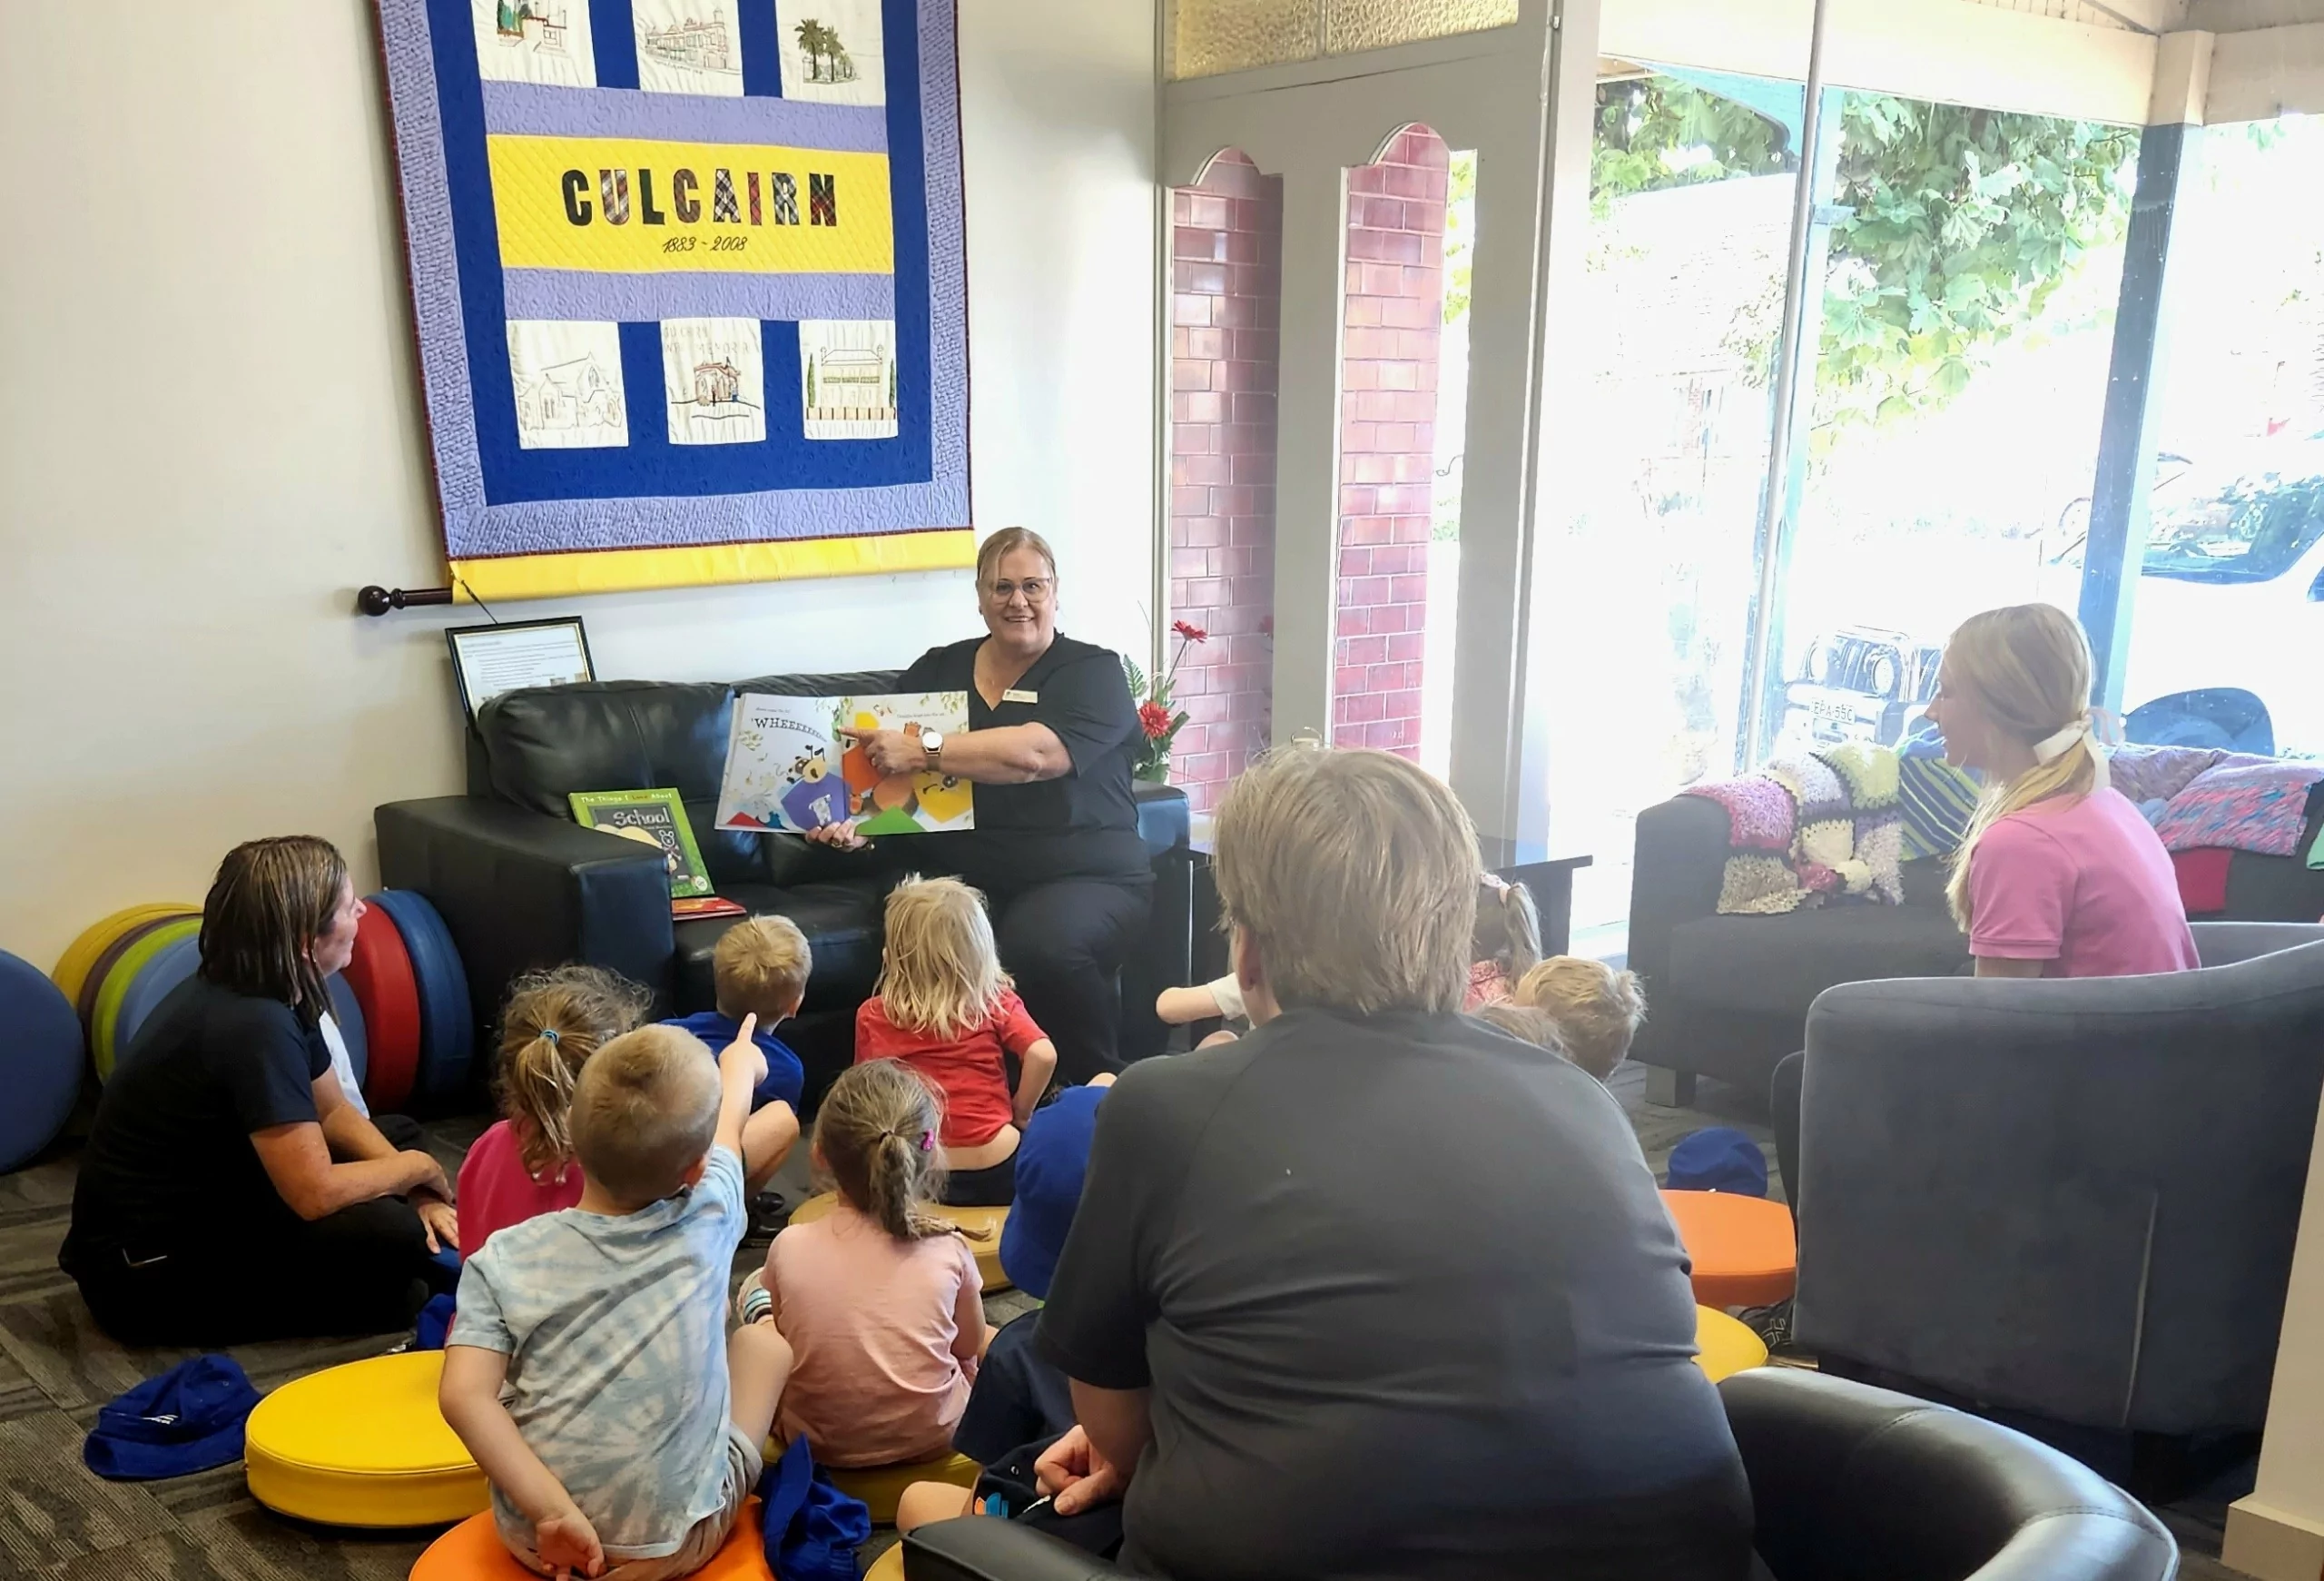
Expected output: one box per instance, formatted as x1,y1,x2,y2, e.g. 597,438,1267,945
441,1021,795,1580
663,915,808,1190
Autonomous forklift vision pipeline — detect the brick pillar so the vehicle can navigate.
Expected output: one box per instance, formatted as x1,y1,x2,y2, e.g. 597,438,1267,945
1167,152,1283,813
1333,127,1449,761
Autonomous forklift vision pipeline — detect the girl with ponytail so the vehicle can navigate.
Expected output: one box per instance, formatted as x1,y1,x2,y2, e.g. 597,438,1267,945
1927,604,2196,979
456,965,653,1253
1466,874,1542,1009
745,1059,992,1467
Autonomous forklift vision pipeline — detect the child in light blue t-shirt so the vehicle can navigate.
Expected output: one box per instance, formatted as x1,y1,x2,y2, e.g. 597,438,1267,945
442,1020,793,1581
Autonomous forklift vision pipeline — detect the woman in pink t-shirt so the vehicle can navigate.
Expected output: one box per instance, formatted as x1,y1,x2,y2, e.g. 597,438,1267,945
1926,604,2196,980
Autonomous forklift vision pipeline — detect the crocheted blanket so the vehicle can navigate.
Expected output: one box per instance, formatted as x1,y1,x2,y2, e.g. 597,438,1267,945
1683,743,1906,914
2152,762,2324,857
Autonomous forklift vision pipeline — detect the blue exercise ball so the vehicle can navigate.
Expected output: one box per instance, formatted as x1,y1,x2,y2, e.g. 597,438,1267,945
0,951,84,1172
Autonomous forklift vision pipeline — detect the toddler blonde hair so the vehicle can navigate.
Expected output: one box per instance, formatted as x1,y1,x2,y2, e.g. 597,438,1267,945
494,965,654,1178
715,914,812,1023
877,875,1008,1040
813,1060,953,1240
1473,1003,1570,1059
569,1025,720,1209
1514,957,1647,1082
1939,605,2101,929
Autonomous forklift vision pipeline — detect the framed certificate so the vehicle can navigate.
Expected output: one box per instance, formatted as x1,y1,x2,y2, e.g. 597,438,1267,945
447,618,596,722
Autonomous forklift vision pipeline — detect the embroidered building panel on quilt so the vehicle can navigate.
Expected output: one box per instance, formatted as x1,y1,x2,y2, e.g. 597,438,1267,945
379,0,972,598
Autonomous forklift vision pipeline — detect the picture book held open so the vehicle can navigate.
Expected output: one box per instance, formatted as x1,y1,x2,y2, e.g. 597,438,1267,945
715,692,973,835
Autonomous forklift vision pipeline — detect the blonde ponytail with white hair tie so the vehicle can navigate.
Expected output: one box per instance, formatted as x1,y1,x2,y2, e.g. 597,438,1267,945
1941,605,2105,931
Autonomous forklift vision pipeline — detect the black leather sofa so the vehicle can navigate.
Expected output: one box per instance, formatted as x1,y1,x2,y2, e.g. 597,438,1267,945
376,672,1191,1110
1628,786,2324,1103
895,1369,2176,1581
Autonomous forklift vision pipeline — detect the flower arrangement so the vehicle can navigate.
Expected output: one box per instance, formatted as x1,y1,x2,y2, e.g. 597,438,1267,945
1123,619,1208,783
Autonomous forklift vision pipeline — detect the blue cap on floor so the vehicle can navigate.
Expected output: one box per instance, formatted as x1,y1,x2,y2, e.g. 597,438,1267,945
1000,1082,1110,1300
1667,1128,1769,1198
84,1355,261,1481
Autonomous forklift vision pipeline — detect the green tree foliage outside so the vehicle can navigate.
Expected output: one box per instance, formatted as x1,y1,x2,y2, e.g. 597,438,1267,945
1591,79,2139,439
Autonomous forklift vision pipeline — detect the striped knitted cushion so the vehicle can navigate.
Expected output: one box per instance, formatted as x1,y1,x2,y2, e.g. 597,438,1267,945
1898,753,1982,862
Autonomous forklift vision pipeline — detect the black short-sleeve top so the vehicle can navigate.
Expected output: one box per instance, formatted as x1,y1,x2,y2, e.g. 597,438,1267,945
62,975,330,1268
897,633,1148,890
1035,1008,1754,1580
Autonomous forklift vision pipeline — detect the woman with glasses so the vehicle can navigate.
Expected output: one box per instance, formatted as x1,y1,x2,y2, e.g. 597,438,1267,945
807,528,1151,1084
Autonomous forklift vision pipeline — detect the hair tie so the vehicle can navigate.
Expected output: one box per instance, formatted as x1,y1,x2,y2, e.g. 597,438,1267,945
919,1130,935,1152
539,1028,559,1045
2033,712,2112,792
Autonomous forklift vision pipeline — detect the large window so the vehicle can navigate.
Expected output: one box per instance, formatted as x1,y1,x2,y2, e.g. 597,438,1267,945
2116,115,2324,758
1541,71,2138,949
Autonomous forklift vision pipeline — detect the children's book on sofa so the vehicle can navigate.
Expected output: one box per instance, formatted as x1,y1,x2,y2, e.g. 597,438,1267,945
715,692,974,836
568,788,715,898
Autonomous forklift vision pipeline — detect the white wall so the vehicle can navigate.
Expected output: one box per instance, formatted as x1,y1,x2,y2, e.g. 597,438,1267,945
0,1,1157,973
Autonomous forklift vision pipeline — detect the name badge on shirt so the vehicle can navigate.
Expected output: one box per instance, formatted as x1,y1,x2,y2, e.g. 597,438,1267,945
1002,688,1039,704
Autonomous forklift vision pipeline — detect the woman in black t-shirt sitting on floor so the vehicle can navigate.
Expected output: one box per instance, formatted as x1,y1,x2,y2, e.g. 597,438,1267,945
61,836,459,1346
805,528,1152,1085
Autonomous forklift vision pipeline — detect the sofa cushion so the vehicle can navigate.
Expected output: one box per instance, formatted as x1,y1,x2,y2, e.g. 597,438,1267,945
1670,904,1970,1019
674,878,891,1017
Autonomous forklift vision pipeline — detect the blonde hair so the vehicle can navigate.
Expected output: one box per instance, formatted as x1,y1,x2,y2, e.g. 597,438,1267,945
1214,747,1478,1013
1473,1003,1570,1059
1940,605,2101,929
976,527,1058,589
494,965,653,1178
569,1025,720,1209
1472,877,1541,981
877,875,1008,1040
714,915,812,1023
812,1060,953,1240
199,836,347,1023
1514,957,1647,1082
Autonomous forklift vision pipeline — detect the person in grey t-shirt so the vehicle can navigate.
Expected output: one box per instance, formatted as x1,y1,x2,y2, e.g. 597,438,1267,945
1033,748,1754,1581
443,1020,795,1581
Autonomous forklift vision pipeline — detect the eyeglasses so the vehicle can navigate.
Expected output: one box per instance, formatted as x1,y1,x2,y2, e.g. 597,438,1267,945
983,578,1052,605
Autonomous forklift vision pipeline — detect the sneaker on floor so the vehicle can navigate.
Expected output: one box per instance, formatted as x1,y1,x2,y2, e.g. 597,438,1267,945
1738,1298,1793,1352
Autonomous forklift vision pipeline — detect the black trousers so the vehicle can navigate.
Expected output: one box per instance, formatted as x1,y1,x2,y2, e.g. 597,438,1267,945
942,1153,1017,1208
1771,1050,1805,1225
989,877,1152,1086
70,1195,454,1348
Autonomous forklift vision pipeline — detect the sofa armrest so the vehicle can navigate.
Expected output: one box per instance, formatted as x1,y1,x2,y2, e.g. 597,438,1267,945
903,1517,1124,1581
2191,919,2324,968
1794,944,2324,1433
1625,794,1730,1064
375,797,679,1032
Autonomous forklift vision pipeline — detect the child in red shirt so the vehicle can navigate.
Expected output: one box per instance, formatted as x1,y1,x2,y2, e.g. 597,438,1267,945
856,876,1057,1206
457,966,652,1254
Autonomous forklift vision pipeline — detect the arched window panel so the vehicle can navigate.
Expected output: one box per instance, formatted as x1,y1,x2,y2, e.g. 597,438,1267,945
1167,150,1285,813
1328,124,1474,775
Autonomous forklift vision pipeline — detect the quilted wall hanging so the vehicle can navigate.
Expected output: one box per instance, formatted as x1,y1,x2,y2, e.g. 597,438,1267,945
378,0,971,600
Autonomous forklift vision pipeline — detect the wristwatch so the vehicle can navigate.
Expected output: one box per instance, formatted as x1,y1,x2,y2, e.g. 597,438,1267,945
920,728,944,771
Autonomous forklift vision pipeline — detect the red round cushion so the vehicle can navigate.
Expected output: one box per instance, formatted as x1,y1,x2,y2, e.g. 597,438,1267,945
344,904,420,1112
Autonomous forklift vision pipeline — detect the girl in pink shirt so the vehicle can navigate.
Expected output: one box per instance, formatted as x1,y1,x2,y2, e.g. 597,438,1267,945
1926,604,2197,979
456,966,651,1254
743,1059,990,1467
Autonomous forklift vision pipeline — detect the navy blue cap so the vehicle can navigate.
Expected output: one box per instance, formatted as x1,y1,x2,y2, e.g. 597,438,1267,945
84,1355,260,1481
1000,1083,1109,1299
1666,1127,1769,1198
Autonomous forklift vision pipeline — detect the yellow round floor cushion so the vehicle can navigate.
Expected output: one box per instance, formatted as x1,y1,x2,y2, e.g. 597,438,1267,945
1695,1305,1771,1383
785,1192,1012,1294
824,1451,980,1527
244,1351,487,1527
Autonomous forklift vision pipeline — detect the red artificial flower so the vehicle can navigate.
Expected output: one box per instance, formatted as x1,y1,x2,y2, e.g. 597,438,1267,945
1138,700,1174,740
1172,619,1208,644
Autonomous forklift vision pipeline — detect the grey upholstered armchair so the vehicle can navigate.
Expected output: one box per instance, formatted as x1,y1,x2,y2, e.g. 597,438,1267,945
1794,922,2324,1437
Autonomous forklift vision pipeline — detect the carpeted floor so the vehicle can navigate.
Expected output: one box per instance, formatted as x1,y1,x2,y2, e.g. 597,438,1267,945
0,1076,2250,1579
